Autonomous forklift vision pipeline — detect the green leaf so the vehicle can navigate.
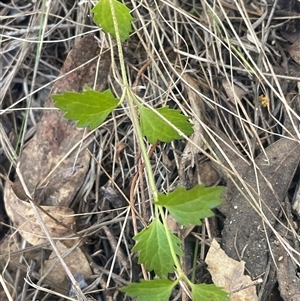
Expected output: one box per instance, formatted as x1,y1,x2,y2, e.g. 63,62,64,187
139,105,193,144
52,89,119,130
120,279,177,301
191,283,229,301
92,0,134,42
156,185,223,226
132,220,183,278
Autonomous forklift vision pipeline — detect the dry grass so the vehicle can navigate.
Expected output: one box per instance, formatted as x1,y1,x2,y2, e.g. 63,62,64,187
1,0,300,300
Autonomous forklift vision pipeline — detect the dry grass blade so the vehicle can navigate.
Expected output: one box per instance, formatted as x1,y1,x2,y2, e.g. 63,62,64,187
1,0,300,300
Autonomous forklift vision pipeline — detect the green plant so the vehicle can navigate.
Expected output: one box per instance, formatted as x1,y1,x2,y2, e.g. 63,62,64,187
53,1,229,300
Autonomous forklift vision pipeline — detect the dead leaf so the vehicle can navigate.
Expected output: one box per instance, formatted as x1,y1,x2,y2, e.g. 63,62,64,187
205,239,258,301
4,182,75,246
8,34,111,208
18,35,105,208
221,137,300,277
42,241,92,287
4,34,111,245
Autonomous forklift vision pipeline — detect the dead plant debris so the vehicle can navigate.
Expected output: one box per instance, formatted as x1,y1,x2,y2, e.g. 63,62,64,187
1,0,300,300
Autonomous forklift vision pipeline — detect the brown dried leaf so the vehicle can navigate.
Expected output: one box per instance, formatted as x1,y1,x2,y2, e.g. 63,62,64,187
4,182,75,246
12,34,111,208
4,34,111,244
205,239,258,301
221,137,300,277
42,241,92,286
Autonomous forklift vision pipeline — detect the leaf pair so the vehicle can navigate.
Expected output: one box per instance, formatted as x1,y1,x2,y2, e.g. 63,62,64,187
121,278,229,301
53,89,193,143
131,185,223,277
122,185,227,301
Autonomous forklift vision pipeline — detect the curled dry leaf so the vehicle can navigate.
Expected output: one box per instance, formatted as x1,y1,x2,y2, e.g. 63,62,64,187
4,182,75,246
205,239,258,301
42,241,92,287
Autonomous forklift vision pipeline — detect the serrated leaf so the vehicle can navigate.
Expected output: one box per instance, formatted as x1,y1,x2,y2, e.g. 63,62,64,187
132,220,183,278
156,185,223,226
53,89,119,130
92,0,134,42
191,283,229,301
139,105,193,144
120,279,177,301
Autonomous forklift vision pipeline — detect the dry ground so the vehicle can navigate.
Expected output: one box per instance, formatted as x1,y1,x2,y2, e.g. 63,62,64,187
1,0,300,300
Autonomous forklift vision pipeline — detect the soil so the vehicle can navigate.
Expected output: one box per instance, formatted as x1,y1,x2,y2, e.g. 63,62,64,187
1,0,300,300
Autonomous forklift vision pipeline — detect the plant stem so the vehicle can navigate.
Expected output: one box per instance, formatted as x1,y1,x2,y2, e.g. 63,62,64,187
109,0,185,283
109,0,158,201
